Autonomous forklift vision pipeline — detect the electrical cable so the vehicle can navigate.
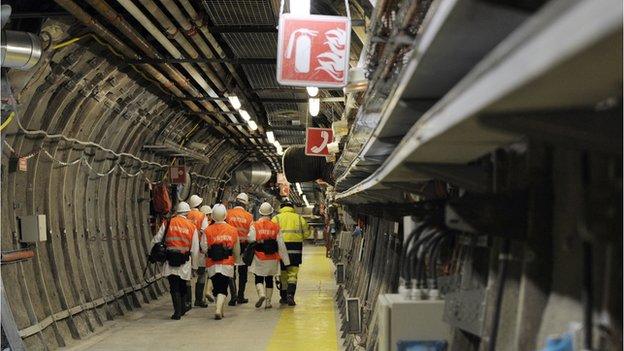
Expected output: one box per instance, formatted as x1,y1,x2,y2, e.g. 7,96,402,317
52,35,87,50
0,111,15,132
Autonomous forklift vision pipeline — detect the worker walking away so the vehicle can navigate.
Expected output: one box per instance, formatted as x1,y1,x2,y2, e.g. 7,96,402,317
151,202,199,320
186,195,209,308
226,193,254,305
248,202,290,309
200,205,215,303
202,204,241,320
272,199,310,306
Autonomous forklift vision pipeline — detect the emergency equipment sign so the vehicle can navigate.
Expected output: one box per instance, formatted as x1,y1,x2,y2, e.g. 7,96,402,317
305,127,334,156
277,14,351,87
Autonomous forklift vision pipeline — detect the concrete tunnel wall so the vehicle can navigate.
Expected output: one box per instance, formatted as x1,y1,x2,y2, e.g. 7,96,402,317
1,38,245,349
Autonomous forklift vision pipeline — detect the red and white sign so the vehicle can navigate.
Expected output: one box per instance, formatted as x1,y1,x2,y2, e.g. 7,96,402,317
277,14,351,88
170,165,187,184
305,127,334,156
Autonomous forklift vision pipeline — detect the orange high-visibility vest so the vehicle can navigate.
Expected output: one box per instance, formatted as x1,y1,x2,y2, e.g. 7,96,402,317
187,209,206,230
226,207,253,242
204,223,238,267
165,216,196,253
253,218,280,261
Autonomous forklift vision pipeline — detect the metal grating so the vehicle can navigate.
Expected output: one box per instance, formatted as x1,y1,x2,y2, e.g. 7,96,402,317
264,102,305,126
204,0,277,26
242,64,280,89
221,33,278,58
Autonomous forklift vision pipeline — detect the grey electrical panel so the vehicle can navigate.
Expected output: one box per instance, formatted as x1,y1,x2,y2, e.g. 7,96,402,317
345,297,361,334
19,215,47,242
336,263,345,284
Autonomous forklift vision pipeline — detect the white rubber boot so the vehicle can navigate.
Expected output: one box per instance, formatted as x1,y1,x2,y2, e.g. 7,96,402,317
265,288,273,309
255,283,266,308
215,294,226,320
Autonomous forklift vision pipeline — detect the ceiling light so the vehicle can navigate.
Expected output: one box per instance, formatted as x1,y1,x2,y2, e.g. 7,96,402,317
302,194,310,206
239,110,251,121
266,131,275,144
277,148,284,156
228,95,241,110
306,87,318,97
296,182,303,195
309,98,320,116
247,120,258,131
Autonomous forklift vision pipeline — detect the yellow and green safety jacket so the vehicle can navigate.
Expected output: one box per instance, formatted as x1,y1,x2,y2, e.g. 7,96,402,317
272,206,310,265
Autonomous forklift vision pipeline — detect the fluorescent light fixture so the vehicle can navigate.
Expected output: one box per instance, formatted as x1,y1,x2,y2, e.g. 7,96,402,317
296,182,303,195
228,95,241,110
309,98,320,116
290,0,310,15
306,86,318,97
247,120,258,131
239,109,251,121
277,148,284,156
273,140,281,148
302,194,310,206
266,131,275,144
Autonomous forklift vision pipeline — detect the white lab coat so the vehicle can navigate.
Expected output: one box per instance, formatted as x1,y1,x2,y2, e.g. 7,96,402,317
151,217,200,281
200,220,241,278
247,218,290,276
197,217,209,267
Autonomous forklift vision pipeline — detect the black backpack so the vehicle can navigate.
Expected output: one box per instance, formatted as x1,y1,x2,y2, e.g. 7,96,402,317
148,216,171,263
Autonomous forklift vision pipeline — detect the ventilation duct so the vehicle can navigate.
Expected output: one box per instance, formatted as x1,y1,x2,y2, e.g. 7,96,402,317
233,162,272,185
1,6,42,71
282,146,334,184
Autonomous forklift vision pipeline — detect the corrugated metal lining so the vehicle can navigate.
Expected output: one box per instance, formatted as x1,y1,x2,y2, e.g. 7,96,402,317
242,64,280,89
204,0,277,25
221,32,278,58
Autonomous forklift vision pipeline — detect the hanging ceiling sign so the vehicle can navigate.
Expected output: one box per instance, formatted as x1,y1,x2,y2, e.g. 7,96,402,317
170,165,187,184
305,127,334,156
277,14,351,88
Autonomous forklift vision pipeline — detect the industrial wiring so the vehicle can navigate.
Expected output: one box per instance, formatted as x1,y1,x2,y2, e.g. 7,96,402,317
52,35,87,50
0,111,15,132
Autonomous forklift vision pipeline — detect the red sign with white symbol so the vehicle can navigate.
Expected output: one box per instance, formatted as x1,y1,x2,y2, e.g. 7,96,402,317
305,127,334,156
277,14,351,88
170,165,187,184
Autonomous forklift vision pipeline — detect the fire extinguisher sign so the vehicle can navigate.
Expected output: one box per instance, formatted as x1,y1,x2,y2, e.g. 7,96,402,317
276,14,351,88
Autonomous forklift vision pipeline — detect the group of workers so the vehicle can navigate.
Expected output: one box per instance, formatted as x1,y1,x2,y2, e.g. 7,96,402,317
151,192,309,320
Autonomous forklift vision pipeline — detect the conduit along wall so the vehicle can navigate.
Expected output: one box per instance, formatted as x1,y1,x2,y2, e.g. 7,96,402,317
0,16,245,351
327,0,622,350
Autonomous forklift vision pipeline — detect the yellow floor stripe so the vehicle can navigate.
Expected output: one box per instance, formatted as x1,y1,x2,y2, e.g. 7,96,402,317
266,245,338,351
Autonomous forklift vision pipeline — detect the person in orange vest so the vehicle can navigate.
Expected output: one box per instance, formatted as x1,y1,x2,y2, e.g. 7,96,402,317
201,204,241,320
186,194,210,308
151,202,199,320
200,204,215,303
248,202,290,309
225,193,254,305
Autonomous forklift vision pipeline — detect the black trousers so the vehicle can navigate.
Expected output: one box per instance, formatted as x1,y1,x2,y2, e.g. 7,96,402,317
237,242,249,296
211,273,229,296
168,275,187,294
254,274,274,288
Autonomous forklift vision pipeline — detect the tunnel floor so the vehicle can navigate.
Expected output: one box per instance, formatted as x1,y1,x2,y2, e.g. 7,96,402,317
59,245,339,351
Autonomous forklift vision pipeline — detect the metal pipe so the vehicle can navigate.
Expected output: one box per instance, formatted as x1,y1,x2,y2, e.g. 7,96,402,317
84,0,208,118
1,30,42,70
53,0,202,113
1,249,35,264
115,0,227,120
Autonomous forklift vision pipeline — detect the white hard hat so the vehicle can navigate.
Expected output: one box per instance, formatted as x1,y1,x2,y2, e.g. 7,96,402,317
235,193,249,205
188,194,203,208
200,205,212,215
211,204,227,222
259,202,273,216
176,202,191,214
